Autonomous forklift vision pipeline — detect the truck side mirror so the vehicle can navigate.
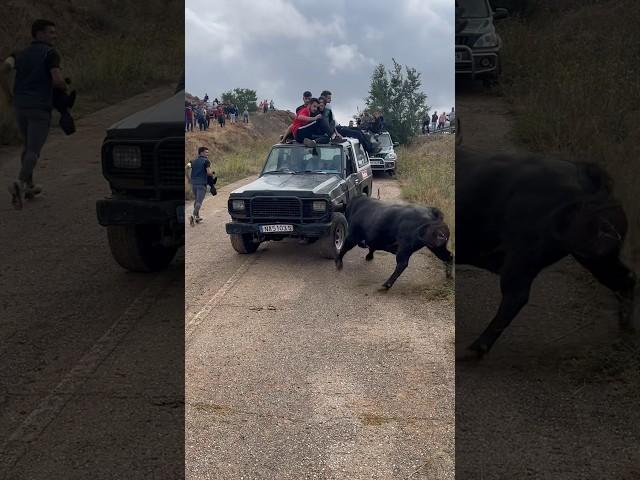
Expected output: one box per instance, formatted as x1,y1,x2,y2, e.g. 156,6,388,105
493,7,509,20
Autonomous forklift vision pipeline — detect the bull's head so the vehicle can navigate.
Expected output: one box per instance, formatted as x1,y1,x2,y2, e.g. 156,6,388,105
554,199,627,258
419,222,450,248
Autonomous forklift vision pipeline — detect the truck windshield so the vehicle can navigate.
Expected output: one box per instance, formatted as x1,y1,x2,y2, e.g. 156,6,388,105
378,133,392,148
262,146,343,174
457,0,490,18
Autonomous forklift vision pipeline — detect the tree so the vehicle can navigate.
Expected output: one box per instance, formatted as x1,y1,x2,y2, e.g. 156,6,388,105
364,59,429,144
221,88,258,112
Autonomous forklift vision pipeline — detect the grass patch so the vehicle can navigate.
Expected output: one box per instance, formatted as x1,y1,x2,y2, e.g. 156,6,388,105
499,0,640,269
0,1,183,146
396,134,455,251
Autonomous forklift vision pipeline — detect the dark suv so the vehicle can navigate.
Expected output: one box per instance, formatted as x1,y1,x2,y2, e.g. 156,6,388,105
455,0,509,83
226,138,373,258
96,78,185,272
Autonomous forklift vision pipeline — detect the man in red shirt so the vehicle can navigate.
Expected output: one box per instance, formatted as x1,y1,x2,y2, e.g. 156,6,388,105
291,98,333,146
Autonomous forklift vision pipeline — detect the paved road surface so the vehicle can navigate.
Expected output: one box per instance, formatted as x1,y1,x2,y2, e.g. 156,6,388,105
456,86,640,479
185,176,454,479
0,87,184,479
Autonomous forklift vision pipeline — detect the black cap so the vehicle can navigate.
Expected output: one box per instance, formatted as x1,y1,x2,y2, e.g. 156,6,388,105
303,91,312,98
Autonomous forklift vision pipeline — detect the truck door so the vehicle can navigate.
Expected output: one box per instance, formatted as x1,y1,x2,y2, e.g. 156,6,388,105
353,142,372,196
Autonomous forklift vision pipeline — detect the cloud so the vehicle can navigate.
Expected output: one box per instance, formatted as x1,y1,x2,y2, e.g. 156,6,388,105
186,0,454,125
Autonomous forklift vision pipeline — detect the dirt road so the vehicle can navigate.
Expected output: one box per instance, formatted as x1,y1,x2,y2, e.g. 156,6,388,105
0,87,184,479
185,176,454,479
456,86,640,479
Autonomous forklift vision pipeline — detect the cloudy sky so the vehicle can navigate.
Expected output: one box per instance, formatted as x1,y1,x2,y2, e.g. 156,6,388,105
185,0,454,124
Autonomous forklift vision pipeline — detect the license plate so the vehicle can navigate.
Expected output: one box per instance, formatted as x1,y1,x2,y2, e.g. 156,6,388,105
371,161,383,166
177,205,185,223
260,224,294,233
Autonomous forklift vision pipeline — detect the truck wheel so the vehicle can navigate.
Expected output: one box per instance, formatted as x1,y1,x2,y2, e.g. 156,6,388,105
230,233,259,254
318,213,348,259
107,225,177,272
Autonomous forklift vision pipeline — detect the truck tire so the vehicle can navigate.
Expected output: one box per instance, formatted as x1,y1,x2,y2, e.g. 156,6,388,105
107,225,177,272
230,233,259,254
318,213,348,259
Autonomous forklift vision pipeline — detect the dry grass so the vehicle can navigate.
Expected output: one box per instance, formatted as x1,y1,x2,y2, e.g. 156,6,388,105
396,134,455,250
0,0,183,145
184,111,292,199
499,0,640,269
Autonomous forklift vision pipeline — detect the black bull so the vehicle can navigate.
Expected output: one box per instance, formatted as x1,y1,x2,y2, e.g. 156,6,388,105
456,147,637,358
335,196,454,288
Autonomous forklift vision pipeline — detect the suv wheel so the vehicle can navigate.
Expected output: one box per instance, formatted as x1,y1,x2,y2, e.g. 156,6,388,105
230,233,259,254
107,225,178,272
318,213,348,259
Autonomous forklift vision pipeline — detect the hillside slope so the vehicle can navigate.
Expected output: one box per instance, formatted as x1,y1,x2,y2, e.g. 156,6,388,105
185,109,292,197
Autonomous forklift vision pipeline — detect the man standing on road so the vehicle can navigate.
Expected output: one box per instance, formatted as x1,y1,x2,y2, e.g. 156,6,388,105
2,19,68,210
185,147,214,226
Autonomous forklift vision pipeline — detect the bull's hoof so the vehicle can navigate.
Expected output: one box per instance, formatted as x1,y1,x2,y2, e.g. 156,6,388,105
379,283,391,292
335,259,343,270
365,253,374,261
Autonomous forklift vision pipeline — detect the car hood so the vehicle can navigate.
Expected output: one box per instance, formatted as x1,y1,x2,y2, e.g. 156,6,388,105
108,90,185,131
459,18,494,35
231,173,343,196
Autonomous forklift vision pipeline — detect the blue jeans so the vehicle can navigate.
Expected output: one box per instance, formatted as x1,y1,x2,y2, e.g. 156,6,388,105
192,185,206,217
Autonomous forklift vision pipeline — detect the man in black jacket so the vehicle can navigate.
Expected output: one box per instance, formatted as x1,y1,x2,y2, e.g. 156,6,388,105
2,19,68,209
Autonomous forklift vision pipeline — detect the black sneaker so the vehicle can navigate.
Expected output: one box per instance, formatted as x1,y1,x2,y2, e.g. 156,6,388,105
24,183,43,200
303,138,316,148
189,215,195,227
195,216,203,224
8,182,23,210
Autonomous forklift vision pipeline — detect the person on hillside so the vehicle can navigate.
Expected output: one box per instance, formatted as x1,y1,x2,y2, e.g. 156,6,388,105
185,146,214,226
263,99,268,114
185,104,193,132
431,111,438,131
243,107,249,123
438,110,447,130
217,105,225,127
280,90,313,142
2,19,69,209
422,114,430,134
192,103,197,130
196,106,205,131
229,104,236,123
269,99,274,110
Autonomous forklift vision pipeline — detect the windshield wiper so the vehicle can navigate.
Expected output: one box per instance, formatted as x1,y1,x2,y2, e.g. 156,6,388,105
263,170,295,174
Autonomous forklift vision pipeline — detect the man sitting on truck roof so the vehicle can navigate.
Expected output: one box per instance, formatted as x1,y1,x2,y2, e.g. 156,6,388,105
280,90,313,143
292,97,335,147
321,91,378,154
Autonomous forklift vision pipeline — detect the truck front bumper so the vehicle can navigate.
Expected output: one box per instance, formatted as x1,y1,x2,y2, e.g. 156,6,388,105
455,45,500,77
97,198,185,226
226,221,332,238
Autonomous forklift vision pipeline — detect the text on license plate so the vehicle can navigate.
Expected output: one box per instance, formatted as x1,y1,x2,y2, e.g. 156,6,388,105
260,224,294,233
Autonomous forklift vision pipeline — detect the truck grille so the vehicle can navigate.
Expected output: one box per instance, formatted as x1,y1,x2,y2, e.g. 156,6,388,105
251,198,301,218
156,138,184,186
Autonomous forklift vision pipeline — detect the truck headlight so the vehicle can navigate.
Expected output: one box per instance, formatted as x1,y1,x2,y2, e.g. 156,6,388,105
231,199,245,211
312,200,327,212
112,145,142,169
473,33,498,48
386,153,397,160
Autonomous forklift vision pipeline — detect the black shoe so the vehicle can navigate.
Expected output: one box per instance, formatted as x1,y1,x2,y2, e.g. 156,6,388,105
8,181,23,210
303,138,316,148
24,183,43,200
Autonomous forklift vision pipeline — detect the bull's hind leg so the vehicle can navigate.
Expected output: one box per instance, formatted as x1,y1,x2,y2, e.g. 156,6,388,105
335,235,358,270
381,249,414,290
365,248,375,261
573,253,637,331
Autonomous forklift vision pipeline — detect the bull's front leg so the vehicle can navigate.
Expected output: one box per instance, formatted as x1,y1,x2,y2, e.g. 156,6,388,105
573,253,637,331
365,247,375,261
429,244,454,279
381,249,413,290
